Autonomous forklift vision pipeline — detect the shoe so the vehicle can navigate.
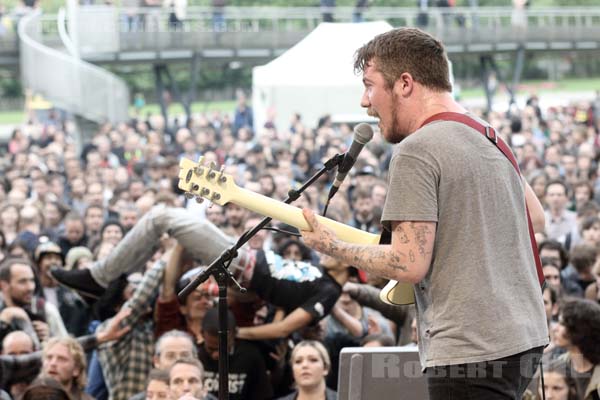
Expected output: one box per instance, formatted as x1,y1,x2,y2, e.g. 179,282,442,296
50,267,105,300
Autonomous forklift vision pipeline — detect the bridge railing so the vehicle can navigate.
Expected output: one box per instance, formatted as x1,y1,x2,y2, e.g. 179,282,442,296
18,11,129,124
66,6,600,54
5,7,600,58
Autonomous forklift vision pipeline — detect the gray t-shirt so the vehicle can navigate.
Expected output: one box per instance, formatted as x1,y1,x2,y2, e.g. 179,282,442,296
382,118,548,368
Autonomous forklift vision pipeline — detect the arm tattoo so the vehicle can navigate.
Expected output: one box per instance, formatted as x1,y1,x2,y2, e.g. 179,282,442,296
394,224,410,244
345,244,408,274
410,223,431,257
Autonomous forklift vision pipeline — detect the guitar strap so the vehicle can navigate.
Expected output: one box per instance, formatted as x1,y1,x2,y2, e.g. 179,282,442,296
419,112,546,291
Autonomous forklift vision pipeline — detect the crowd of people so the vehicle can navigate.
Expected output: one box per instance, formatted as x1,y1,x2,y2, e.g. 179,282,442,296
0,83,599,400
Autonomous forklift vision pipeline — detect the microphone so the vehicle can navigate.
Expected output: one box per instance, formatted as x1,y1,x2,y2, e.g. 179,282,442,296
328,122,374,200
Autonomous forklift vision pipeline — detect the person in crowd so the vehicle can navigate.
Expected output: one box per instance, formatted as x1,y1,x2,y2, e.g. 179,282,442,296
0,306,128,393
584,259,600,303
349,187,380,234
51,205,342,345
528,359,579,400
300,27,547,399
545,180,579,250
64,246,94,271
276,340,337,400
41,336,94,400
34,241,91,337
129,331,198,400
93,248,174,400
1,329,36,399
198,308,272,400
58,212,88,256
580,216,600,248
542,257,563,294
155,244,215,343
169,357,216,400
19,376,73,400
84,205,105,242
553,298,600,399
562,244,597,297
361,332,396,347
0,257,67,341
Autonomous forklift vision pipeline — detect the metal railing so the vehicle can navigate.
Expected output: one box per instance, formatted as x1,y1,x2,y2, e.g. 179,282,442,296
18,10,130,124
101,6,600,53
4,7,600,58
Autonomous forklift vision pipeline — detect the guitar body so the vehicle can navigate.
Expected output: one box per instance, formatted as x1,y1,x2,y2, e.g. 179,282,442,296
178,157,415,305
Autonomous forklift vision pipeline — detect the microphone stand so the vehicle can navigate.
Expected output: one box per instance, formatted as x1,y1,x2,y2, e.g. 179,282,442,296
178,152,345,400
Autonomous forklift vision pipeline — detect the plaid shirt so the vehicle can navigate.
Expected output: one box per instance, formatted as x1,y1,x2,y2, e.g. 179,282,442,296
97,261,165,400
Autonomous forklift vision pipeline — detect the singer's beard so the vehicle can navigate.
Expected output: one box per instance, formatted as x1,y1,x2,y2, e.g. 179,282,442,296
368,100,407,144
388,92,409,144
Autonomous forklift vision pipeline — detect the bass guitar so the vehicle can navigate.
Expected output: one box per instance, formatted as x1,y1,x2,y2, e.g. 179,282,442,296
178,157,415,306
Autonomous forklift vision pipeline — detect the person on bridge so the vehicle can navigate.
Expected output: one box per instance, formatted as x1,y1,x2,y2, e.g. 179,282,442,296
300,27,549,400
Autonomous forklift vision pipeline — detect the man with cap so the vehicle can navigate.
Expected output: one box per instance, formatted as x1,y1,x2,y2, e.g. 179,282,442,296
34,241,90,337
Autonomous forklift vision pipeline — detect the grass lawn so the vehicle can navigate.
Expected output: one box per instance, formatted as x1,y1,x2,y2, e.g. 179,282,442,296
0,110,27,125
459,77,600,99
1,78,599,125
130,100,237,116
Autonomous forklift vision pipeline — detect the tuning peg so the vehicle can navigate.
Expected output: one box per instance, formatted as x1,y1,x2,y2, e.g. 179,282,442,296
195,196,204,204
184,192,194,200
191,183,200,193
201,187,211,197
185,169,193,183
193,166,204,176
217,166,227,183
207,161,218,180
210,192,221,202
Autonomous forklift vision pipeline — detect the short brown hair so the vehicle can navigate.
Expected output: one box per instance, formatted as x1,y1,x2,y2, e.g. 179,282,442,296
354,27,452,93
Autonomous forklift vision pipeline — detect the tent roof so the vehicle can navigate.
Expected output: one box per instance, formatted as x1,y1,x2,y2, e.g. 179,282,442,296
253,21,394,87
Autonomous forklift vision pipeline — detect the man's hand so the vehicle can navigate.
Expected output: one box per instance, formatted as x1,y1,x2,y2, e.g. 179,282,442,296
96,307,132,344
32,320,50,342
301,208,340,255
0,307,29,324
342,281,360,298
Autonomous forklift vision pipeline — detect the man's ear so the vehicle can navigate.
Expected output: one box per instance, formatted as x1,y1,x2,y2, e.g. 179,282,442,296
152,354,160,368
394,72,414,97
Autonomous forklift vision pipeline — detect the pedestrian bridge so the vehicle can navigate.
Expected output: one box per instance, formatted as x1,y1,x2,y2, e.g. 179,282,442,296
4,5,600,67
7,6,600,125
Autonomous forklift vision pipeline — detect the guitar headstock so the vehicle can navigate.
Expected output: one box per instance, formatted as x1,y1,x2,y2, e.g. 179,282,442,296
178,157,238,206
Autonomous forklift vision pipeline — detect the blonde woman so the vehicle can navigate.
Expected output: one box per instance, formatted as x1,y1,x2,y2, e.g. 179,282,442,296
277,341,336,400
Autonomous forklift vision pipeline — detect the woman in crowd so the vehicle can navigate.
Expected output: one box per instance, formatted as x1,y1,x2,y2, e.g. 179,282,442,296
536,360,579,400
553,299,600,399
277,340,336,400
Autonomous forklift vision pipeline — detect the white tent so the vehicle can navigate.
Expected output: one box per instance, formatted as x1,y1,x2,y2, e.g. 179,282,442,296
252,21,393,134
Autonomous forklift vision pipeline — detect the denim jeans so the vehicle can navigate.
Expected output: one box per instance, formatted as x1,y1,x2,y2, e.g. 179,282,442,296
426,346,544,400
90,205,236,287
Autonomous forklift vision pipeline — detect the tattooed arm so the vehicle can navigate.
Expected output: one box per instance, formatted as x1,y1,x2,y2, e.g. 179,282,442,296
301,209,435,284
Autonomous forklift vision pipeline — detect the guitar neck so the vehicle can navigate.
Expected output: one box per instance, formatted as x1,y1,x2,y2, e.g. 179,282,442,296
231,186,380,245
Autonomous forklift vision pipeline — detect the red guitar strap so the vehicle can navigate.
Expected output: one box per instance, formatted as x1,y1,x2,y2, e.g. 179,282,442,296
419,112,546,291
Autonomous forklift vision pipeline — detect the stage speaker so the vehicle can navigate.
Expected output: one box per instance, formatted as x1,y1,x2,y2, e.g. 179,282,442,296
337,347,429,400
